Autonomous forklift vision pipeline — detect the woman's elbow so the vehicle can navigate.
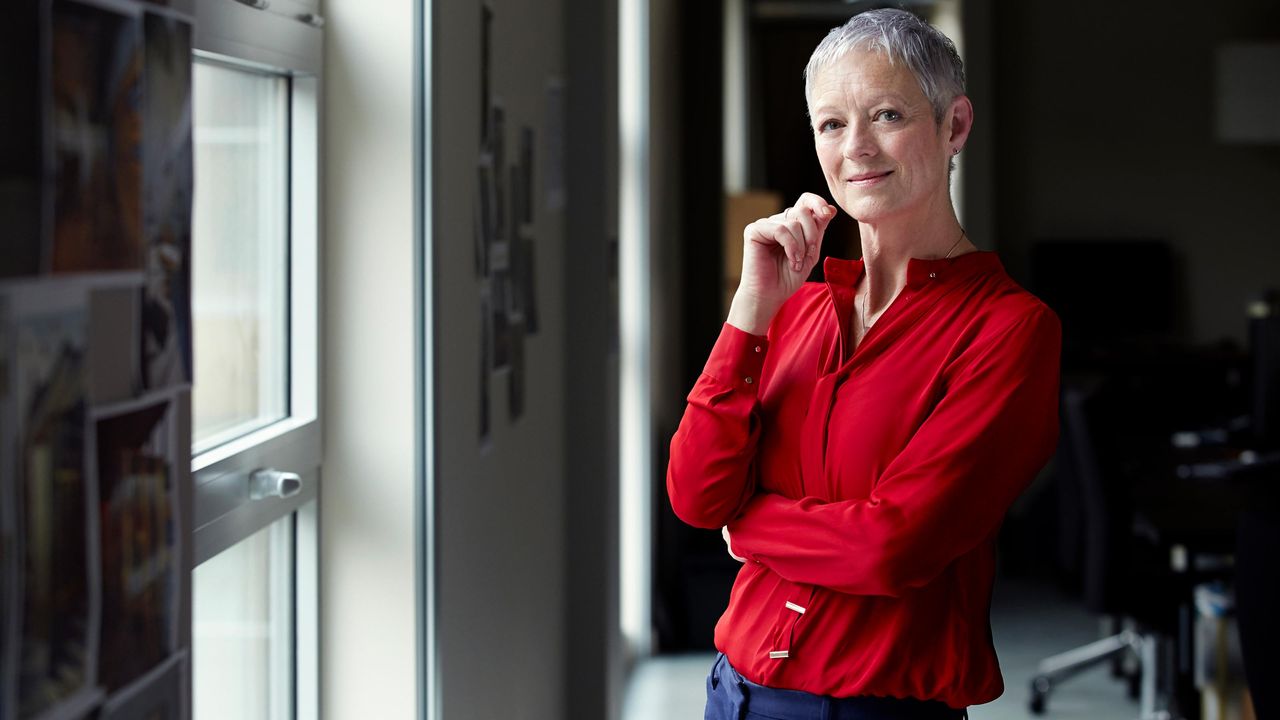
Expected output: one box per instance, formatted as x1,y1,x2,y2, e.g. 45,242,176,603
666,485,735,529
665,469,738,529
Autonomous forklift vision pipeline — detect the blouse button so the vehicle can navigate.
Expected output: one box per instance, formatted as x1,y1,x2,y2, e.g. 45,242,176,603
744,377,754,385
754,345,762,353
929,272,937,279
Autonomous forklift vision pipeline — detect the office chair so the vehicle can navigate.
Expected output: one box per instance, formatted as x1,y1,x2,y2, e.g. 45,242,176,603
1029,379,1178,719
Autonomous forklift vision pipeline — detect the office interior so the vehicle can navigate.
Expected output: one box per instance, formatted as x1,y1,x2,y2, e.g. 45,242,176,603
0,0,1277,719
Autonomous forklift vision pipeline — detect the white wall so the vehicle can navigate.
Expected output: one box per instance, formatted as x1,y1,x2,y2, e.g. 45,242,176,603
321,0,418,717
321,0,626,715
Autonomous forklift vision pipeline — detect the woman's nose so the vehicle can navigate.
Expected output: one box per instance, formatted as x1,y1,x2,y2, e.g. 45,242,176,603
842,120,877,159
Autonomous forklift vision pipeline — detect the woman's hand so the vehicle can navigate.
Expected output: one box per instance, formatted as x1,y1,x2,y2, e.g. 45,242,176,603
728,192,838,335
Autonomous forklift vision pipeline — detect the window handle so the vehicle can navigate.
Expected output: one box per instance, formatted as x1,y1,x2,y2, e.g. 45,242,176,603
233,0,270,10
249,468,302,500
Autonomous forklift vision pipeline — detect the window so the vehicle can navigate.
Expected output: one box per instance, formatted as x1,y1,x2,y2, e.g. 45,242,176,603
191,61,290,455
189,2,322,719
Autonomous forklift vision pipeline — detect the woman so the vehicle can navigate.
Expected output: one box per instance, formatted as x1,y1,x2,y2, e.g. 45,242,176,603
667,9,1061,720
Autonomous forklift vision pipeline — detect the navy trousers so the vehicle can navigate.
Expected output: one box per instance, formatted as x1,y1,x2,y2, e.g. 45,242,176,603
704,653,968,720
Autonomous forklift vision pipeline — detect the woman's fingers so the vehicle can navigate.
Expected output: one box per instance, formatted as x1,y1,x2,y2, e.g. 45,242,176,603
746,219,806,271
795,193,837,232
791,208,820,262
745,194,839,276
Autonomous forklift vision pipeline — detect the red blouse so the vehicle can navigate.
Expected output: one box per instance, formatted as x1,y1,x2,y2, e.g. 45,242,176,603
667,251,1061,709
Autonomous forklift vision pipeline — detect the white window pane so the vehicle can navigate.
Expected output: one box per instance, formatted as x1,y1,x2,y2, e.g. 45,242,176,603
191,61,289,453
193,518,294,720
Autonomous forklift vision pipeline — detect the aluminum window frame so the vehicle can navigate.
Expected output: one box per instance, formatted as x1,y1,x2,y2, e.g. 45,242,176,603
188,2,322,719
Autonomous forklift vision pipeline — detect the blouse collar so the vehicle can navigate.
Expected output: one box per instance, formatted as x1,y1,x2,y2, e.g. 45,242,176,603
823,250,1003,292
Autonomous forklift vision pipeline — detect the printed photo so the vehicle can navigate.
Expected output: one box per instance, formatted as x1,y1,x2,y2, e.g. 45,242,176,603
490,102,506,244
479,287,492,450
89,287,141,405
509,163,524,243
479,2,493,146
96,651,184,720
475,154,495,277
518,230,539,335
0,5,44,279
140,12,194,389
491,269,511,371
0,294,13,720
50,0,144,273
519,126,535,225
94,397,179,693
12,286,94,720
508,316,525,422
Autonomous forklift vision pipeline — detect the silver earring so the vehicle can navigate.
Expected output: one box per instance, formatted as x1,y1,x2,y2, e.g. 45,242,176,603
952,147,961,155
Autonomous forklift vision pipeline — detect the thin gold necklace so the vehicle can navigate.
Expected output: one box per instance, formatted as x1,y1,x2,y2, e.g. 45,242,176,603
860,229,967,331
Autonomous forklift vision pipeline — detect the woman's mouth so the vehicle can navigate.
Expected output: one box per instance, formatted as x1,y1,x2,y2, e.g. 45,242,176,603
846,171,892,186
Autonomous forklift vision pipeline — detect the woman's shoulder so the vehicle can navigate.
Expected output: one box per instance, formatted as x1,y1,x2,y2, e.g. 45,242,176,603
968,269,1060,340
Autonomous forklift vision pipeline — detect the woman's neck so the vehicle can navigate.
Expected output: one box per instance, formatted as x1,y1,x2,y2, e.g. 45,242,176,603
857,206,969,316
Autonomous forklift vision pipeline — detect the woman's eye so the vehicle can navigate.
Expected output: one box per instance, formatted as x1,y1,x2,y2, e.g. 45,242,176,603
818,119,842,133
875,109,902,122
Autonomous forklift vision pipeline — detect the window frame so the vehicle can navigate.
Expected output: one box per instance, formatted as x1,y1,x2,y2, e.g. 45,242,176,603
188,2,322,719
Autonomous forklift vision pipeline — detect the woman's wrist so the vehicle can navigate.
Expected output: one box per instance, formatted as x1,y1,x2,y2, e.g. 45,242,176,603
726,290,777,336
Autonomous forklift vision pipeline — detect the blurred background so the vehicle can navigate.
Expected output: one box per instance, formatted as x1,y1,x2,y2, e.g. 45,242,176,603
2,0,1277,719
642,2,1278,719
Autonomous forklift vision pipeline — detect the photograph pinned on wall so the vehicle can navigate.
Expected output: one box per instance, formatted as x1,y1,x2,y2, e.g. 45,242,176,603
50,0,145,274
479,1,493,146
0,294,14,720
508,316,526,422
0,4,44,280
88,287,141,405
475,153,495,277
92,395,180,694
139,268,187,391
10,282,99,720
507,164,526,314
490,101,507,244
519,125,535,225
140,11,194,389
518,227,539,335
544,77,566,211
509,162,524,246
94,651,184,720
490,268,512,372
479,285,492,451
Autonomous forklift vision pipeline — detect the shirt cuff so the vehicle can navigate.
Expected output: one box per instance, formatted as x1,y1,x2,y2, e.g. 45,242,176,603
702,323,769,393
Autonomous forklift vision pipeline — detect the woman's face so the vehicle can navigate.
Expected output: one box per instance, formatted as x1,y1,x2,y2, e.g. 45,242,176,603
808,49,963,225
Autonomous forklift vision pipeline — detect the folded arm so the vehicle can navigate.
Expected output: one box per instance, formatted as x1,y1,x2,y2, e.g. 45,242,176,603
728,307,1062,596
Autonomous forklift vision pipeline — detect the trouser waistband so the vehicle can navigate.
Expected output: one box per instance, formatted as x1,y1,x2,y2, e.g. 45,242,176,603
709,653,968,720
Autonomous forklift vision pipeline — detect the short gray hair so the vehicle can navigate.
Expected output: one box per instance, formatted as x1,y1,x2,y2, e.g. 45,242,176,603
804,8,966,124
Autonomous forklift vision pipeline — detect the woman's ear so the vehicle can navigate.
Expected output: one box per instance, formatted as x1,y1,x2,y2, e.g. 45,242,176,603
946,94,974,150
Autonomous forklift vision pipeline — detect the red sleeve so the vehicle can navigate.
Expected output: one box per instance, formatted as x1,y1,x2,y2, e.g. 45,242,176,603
666,323,770,529
728,306,1062,596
